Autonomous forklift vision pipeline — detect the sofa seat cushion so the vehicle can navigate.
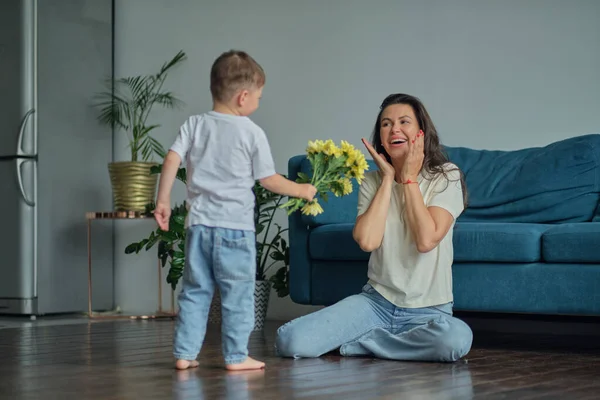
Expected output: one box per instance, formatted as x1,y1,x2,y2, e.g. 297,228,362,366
452,262,600,315
309,224,370,261
453,222,551,263
542,223,600,263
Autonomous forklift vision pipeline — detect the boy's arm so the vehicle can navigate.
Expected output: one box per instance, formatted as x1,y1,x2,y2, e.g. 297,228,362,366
260,174,316,201
154,150,181,231
251,128,316,200
156,151,182,206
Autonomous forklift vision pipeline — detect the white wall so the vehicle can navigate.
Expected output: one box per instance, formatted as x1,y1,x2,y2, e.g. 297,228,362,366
113,0,600,319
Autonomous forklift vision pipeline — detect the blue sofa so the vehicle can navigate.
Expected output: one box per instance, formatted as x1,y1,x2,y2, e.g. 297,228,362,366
287,134,600,316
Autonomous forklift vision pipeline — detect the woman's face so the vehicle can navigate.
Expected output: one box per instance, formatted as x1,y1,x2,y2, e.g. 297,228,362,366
379,103,421,161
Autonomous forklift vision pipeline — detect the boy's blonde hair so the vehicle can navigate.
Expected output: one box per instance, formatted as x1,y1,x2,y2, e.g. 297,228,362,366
210,50,266,103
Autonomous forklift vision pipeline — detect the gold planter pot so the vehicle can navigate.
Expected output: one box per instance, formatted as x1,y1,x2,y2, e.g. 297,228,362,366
108,161,158,211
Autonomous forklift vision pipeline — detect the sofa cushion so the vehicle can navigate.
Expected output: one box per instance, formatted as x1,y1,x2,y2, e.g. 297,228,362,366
453,223,551,263
295,135,600,227
311,261,369,305
309,222,551,263
452,262,600,315
309,224,370,261
445,134,600,224
542,223,600,263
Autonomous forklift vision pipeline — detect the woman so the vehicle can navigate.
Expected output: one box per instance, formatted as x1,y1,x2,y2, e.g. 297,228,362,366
275,93,473,362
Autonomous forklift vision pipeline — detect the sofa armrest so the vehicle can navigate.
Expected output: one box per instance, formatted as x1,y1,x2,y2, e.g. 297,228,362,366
288,155,312,304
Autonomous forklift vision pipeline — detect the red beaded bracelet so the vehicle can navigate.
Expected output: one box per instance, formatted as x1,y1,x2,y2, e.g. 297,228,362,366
403,179,418,184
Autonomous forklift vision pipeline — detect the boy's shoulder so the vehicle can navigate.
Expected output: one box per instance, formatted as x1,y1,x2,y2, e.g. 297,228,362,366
187,112,265,136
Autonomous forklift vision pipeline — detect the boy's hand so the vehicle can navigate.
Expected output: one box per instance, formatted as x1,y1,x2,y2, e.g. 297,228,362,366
298,184,317,201
154,202,171,231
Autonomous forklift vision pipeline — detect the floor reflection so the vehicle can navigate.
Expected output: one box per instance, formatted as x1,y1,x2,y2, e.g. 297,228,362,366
171,356,473,400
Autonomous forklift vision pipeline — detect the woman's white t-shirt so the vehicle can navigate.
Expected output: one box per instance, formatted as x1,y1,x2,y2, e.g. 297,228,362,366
357,163,464,308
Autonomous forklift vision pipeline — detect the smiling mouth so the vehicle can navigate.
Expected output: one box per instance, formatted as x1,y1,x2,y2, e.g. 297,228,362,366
390,139,407,146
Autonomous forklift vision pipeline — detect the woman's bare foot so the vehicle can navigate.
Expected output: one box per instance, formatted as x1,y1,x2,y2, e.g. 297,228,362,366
225,357,265,371
175,359,199,370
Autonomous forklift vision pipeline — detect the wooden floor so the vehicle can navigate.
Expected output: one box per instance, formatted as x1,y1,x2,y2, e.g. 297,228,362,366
1,319,599,400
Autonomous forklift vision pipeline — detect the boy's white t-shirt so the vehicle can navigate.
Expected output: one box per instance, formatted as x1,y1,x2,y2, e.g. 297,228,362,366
169,111,276,231
357,164,464,308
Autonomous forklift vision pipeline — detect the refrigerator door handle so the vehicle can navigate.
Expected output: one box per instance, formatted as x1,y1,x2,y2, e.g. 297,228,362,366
16,158,35,207
17,109,35,156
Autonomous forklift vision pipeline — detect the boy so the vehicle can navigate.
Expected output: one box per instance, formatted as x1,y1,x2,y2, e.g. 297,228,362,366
154,50,316,371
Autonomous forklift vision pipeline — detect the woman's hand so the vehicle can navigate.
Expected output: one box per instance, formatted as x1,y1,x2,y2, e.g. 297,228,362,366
354,140,395,252
400,130,425,182
361,138,395,181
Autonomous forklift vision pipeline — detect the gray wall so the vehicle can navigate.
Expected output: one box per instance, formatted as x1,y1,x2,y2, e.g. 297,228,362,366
37,0,114,313
113,0,600,319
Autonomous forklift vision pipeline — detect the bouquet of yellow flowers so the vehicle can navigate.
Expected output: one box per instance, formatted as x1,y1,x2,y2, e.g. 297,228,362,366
281,139,369,216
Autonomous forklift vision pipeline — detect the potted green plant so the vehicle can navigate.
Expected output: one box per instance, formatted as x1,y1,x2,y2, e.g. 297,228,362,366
254,182,290,298
125,166,291,330
93,50,187,211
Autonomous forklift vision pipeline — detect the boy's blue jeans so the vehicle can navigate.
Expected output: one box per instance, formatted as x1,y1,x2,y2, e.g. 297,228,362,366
275,283,473,362
173,224,256,365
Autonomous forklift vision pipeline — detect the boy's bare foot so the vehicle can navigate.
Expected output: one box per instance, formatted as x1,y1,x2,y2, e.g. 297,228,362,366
225,357,265,371
175,359,199,370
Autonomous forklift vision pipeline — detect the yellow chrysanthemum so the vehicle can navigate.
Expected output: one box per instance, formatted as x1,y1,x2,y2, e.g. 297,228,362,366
347,151,368,184
345,153,356,167
333,177,353,197
301,199,324,216
321,139,342,157
354,156,369,172
340,141,356,166
353,170,365,185
341,177,353,195
306,140,325,154
340,140,355,154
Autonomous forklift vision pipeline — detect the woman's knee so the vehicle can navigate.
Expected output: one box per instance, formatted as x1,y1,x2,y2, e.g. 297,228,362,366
275,321,317,358
275,294,379,359
432,317,473,362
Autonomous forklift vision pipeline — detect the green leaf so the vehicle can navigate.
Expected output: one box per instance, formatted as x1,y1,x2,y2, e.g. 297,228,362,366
172,215,186,227
139,131,164,161
270,251,285,261
124,242,141,254
171,257,185,267
296,172,312,183
284,247,290,265
159,230,178,242
176,167,187,184
138,131,166,160
144,232,160,250
158,50,187,76
269,266,289,297
152,92,184,109
173,251,185,259
119,75,153,101
94,93,131,131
